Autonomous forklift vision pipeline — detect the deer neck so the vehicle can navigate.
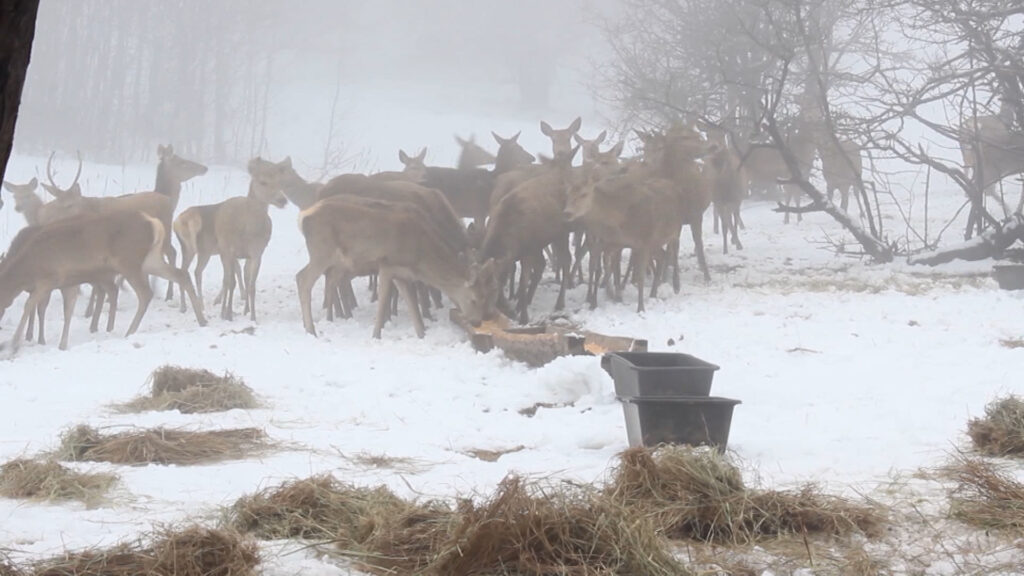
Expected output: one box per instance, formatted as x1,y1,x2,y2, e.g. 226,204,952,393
154,162,182,207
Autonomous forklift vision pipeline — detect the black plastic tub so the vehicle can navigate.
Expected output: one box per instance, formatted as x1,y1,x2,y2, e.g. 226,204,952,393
608,352,720,398
620,396,741,451
993,264,1024,290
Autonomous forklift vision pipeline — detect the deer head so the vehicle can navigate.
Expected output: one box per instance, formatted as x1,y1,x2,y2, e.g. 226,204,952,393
398,148,428,180
573,130,607,163
247,156,292,208
41,151,83,201
491,131,535,173
157,144,208,184
1,178,42,223
455,134,496,168
457,255,499,325
540,117,582,157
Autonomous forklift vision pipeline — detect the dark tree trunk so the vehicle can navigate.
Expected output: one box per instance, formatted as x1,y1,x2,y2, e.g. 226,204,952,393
0,0,40,200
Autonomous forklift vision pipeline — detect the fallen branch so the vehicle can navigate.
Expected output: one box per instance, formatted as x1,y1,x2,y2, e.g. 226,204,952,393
909,213,1024,266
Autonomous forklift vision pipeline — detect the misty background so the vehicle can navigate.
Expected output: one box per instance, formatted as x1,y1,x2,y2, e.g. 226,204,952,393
13,0,616,174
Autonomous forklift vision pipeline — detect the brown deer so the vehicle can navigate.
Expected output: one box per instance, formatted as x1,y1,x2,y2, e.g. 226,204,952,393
208,157,291,321
0,210,206,353
480,147,579,324
295,195,498,339
738,121,816,224
454,134,496,168
701,128,746,254
959,100,1024,216
819,138,865,214
541,117,582,157
573,130,607,163
404,131,535,228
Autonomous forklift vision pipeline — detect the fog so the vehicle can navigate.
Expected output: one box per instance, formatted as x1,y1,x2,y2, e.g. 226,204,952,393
14,0,615,172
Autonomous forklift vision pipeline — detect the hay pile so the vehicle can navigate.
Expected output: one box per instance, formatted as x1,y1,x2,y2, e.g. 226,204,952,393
0,458,116,505
57,425,273,466
228,474,688,575
25,526,258,576
118,365,260,414
967,395,1024,456
605,446,881,543
943,454,1024,532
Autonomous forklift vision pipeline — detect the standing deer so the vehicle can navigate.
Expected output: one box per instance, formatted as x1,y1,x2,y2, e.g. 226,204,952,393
213,157,291,321
819,137,865,214
737,121,816,224
296,194,498,339
959,100,1024,217
0,209,206,353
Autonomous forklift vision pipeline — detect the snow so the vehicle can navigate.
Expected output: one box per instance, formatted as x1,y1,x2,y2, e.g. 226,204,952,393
1,99,1023,574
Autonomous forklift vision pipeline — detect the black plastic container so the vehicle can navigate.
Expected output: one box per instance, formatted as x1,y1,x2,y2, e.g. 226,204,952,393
608,352,720,398
620,396,741,451
993,264,1024,290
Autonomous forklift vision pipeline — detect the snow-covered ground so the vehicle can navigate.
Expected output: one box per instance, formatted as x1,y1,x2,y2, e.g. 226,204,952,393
0,99,1022,574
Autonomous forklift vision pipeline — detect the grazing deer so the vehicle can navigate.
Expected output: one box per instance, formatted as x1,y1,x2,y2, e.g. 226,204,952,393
540,117,582,157
0,210,206,353
406,131,535,228
296,195,498,339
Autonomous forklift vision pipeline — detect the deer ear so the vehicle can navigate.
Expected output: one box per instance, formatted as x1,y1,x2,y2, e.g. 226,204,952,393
610,141,624,157
29,177,37,188
40,182,63,199
157,144,166,157
66,182,82,198
569,117,582,134
399,150,410,164
280,156,292,169
595,130,607,144
511,131,522,143
540,121,554,136
570,144,581,162
573,134,585,145
492,131,506,146
455,135,467,146
416,148,427,162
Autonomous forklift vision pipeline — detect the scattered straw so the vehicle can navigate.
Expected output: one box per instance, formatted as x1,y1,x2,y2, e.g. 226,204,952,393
1000,337,1024,349
26,525,258,576
0,552,21,576
429,475,685,576
605,446,881,543
462,445,525,462
942,454,1024,532
116,365,260,414
56,425,273,466
0,458,116,506
967,395,1024,456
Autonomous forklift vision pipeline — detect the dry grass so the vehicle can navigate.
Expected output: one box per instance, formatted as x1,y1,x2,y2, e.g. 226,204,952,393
116,365,261,414
0,552,21,576
228,473,690,575
0,458,116,506
340,451,429,474
605,446,882,544
942,454,1024,532
24,525,258,576
967,395,1024,456
56,425,273,466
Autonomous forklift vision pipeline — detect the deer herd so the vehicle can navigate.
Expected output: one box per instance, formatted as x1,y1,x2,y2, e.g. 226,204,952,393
0,109,1022,354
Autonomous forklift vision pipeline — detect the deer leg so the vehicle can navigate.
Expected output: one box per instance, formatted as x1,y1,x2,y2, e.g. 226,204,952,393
553,235,571,312
163,239,177,301
514,257,531,325
195,251,213,306
145,248,207,327
32,290,52,345
105,279,120,333
524,252,545,306
720,208,729,255
731,208,743,250
372,270,396,339
369,273,378,302
430,286,442,309
178,242,196,313
83,288,96,318
245,255,261,322
713,203,721,234
11,292,47,355
417,282,434,322
122,271,154,337
635,249,648,314
89,284,104,333
341,278,357,316
219,254,236,321
691,218,711,283
296,258,333,337
58,286,80,351
587,242,601,309
670,235,681,294
396,279,426,338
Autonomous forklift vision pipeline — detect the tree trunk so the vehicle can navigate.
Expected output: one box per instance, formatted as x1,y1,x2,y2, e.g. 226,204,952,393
0,0,40,192
909,214,1024,266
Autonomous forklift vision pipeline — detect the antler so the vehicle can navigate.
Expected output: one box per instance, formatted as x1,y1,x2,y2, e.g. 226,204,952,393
70,150,83,189
45,151,58,190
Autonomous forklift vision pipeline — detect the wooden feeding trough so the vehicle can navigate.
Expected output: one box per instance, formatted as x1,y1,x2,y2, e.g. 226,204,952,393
450,309,647,368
